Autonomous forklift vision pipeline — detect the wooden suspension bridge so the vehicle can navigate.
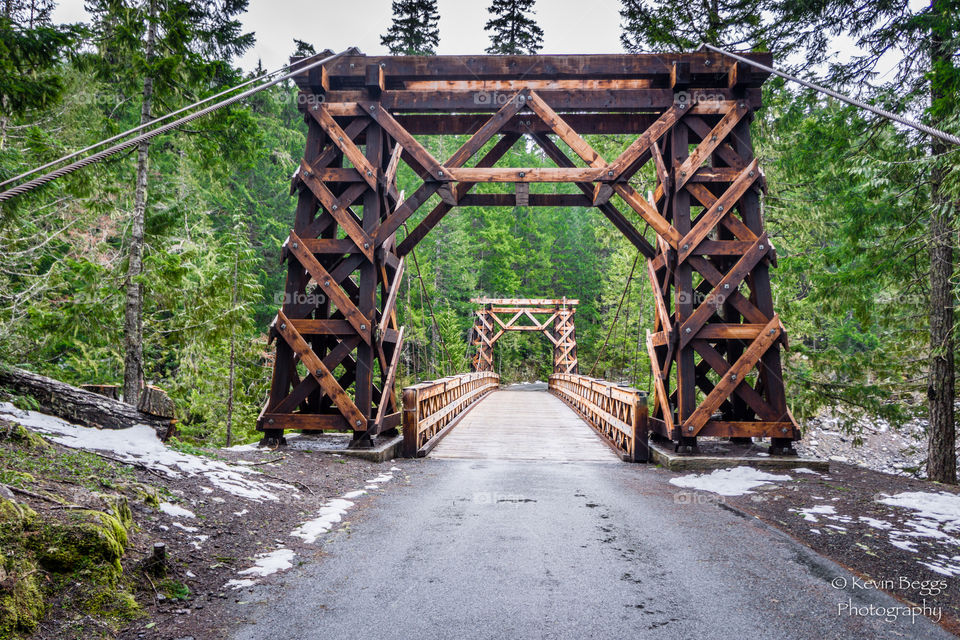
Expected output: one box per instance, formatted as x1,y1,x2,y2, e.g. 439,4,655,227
258,49,799,460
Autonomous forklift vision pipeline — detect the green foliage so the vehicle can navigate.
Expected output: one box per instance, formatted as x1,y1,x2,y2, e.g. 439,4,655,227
484,0,544,54
380,0,440,55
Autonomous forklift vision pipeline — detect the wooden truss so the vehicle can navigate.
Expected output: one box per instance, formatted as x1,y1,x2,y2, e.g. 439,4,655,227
470,298,578,374
260,49,797,452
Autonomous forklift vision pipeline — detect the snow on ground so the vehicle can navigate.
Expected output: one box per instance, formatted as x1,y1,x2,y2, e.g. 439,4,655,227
668,466,792,496
875,491,960,574
291,498,354,544
159,502,196,518
237,548,295,578
0,402,292,501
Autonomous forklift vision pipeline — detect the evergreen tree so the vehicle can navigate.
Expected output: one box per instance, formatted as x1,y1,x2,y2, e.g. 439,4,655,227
618,0,830,60
484,0,543,55
85,0,253,405
380,0,439,55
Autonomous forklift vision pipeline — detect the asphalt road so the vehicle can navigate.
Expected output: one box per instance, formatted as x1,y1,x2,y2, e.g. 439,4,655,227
229,456,953,640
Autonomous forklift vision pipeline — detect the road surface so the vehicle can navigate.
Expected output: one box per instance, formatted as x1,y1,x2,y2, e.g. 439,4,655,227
230,390,952,640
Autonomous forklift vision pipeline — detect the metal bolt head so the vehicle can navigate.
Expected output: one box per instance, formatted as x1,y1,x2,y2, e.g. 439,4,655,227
680,171,686,177
355,419,362,426
684,327,691,334
323,280,330,287
682,243,689,250
608,170,614,177
280,322,287,331
688,426,694,432
363,242,370,249
718,205,724,212
338,136,343,142
518,171,526,178
723,283,730,289
781,427,789,434
366,170,372,176
292,242,298,249
332,204,338,210
730,373,737,381
315,369,322,376
360,324,367,330
370,105,376,111
749,170,755,177
268,418,275,424
758,244,765,251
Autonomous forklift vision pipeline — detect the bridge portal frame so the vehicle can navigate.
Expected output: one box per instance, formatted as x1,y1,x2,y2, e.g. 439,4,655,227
470,297,578,374
259,48,798,454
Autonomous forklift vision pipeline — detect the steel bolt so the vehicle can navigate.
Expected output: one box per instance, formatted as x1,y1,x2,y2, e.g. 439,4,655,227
360,324,367,330
370,105,376,111
718,205,724,212
363,242,370,248
356,419,362,426
781,427,789,434
749,170,755,177
685,327,691,333
280,323,287,331
723,283,730,289
688,426,694,432
759,244,765,251
323,280,330,287
519,171,526,178
316,369,322,376
682,243,689,250
292,242,298,249
608,170,614,177
730,373,737,381
367,170,372,176
268,418,275,424
332,204,338,210
338,136,343,142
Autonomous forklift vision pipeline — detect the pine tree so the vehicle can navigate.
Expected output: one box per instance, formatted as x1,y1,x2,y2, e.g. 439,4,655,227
484,0,543,55
618,0,830,60
86,0,253,405
380,0,439,55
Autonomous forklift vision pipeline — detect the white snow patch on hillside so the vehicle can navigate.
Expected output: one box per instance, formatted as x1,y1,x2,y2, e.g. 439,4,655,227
291,498,354,544
159,502,195,518
0,402,290,501
669,466,791,496
237,548,295,577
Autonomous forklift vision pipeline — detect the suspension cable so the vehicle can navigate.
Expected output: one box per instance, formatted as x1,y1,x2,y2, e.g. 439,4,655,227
0,48,352,202
588,250,641,377
697,43,960,147
402,222,454,377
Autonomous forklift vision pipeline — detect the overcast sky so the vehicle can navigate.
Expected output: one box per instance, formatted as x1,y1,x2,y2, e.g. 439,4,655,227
51,0,895,75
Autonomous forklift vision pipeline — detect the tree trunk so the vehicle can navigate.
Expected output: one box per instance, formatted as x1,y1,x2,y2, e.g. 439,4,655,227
123,0,158,406
927,4,957,485
225,250,238,447
0,367,175,440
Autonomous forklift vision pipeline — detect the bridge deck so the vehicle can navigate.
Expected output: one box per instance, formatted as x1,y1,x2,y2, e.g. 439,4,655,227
429,385,620,462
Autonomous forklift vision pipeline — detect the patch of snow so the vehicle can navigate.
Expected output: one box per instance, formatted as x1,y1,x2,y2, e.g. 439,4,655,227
159,502,196,518
291,498,354,544
793,468,820,475
389,466,401,471
192,535,209,549
920,554,960,578
199,486,213,494
234,509,249,517
859,516,894,530
668,467,792,496
225,579,257,590
342,490,366,499
237,548,295,578
367,473,393,484
792,504,836,523
364,484,378,490
0,402,289,501
172,522,198,533
877,492,960,534
829,455,848,463
212,497,225,503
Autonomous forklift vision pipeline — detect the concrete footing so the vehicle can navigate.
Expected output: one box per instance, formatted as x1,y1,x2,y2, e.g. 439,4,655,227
649,441,830,472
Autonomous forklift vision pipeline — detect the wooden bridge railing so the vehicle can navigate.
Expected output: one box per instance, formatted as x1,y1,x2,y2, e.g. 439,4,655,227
549,374,649,462
402,372,500,457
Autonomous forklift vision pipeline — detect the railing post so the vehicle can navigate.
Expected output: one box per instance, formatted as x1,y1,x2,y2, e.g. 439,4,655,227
632,392,649,462
402,387,419,458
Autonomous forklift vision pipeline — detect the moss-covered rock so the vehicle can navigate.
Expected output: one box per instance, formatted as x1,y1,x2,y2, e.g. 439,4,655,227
28,508,129,574
0,497,44,638
0,423,50,449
